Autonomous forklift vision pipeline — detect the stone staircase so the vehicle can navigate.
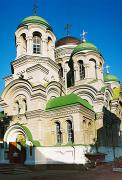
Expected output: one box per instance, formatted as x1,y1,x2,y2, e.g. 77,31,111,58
0,164,32,175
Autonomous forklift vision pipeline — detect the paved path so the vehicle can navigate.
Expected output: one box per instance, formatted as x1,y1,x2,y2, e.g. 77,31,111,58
0,163,122,180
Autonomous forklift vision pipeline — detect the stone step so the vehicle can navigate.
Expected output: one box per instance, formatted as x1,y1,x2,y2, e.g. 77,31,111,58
0,164,32,174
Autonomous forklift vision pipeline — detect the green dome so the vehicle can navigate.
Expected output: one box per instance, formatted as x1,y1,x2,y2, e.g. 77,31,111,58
18,16,52,31
72,42,100,56
104,74,119,82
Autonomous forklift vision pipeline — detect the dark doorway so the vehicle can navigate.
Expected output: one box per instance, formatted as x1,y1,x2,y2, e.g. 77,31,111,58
9,134,26,164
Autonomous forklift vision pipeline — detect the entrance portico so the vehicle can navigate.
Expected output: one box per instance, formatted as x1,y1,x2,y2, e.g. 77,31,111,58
3,124,27,164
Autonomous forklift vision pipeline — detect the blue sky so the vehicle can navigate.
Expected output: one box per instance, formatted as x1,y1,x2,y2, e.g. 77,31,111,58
0,0,122,94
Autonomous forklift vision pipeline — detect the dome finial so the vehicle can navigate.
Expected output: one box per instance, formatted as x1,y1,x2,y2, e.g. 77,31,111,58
33,0,37,16
80,30,87,42
64,24,72,36
105,64,110,74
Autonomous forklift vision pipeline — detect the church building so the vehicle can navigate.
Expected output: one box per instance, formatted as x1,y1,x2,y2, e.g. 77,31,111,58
0,14,122,165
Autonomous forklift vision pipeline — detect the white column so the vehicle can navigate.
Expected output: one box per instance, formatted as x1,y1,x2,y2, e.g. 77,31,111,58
26,36,33,55
74,65,79,82
96,64,104,80
98,64,104,81
50,44,55,61
42,37,48,57
84,63,89,79
16,40,21,58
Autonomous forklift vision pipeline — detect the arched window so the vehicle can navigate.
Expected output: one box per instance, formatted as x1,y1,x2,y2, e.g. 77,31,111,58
67,120,74,143
56,122,62,144
58,63,63,78
23,99,27,112
15,101,20,114
33,32,41,54
100,62,102,68
67,61,74,88
48,37,52,45
78,60,85,80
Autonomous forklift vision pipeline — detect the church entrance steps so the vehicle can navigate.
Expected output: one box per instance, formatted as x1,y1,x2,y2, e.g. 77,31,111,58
0,164,32,175
31,164,88,171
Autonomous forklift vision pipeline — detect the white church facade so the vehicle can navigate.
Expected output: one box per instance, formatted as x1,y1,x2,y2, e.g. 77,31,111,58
0,15,122,165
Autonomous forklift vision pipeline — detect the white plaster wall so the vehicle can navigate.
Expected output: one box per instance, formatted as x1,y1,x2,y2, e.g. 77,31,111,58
25,146,92,165
24,146,122,165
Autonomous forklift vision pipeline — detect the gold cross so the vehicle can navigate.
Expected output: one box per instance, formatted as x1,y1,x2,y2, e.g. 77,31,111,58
80,30,87,41
105,64,110,74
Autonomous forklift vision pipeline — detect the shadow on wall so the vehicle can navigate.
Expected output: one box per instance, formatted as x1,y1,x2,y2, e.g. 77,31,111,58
95,107,122,160
0,114,12,141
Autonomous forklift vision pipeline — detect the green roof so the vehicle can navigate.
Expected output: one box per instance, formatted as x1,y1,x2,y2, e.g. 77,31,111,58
104,74,119,82
112,87,120,99
72,42,100,56
18,16,52,31
46,93,93,111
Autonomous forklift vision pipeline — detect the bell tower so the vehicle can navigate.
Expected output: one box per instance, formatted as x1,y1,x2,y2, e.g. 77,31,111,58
4,12,59,87
15,15,56,60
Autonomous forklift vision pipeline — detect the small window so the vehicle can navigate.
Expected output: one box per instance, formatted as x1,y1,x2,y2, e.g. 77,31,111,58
56,122,62,144
79,60,85,80
23,99,27,112
67,120,74,143
58,63,63,78
15,101,20,114
33,35,41,54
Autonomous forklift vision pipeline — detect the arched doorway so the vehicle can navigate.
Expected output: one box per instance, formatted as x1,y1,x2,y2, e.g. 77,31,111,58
9,133,26,164
4,125,27,164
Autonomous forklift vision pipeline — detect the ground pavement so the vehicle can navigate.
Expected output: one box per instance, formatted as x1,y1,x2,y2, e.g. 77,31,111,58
0,163,122,180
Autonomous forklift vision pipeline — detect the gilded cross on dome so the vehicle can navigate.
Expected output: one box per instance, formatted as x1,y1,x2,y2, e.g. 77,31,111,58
80,30,87,42
105,64,110,74
64,24,72,36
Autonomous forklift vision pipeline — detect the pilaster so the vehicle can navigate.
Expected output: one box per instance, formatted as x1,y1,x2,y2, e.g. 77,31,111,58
26,36,33,55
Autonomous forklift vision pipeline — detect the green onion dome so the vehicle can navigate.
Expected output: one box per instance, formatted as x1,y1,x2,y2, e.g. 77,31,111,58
18,16,53,31
72,41,101,56
104,74,119,82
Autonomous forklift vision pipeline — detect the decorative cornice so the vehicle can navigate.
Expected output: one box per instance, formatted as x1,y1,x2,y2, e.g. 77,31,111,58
45,104,95,119
1,79,46,102
11,55,59,72
26,64,49,74
25,103,95,120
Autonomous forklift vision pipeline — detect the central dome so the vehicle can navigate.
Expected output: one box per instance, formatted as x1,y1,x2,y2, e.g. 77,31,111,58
56,36,81,48
18,16,52,31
